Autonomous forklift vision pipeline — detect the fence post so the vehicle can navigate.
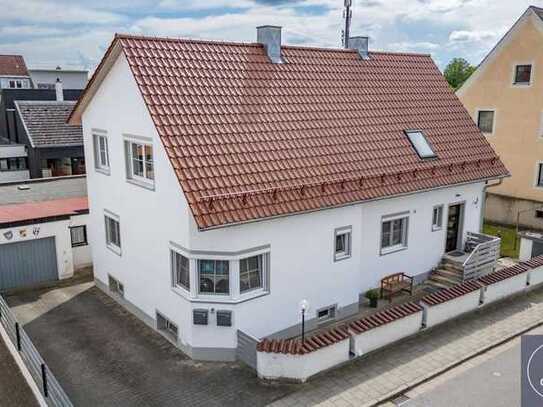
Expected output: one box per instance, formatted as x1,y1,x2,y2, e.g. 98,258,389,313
41,364,48,398
15,322,21,351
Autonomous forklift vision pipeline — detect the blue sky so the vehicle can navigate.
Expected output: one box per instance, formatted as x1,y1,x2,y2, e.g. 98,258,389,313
0,0,537,72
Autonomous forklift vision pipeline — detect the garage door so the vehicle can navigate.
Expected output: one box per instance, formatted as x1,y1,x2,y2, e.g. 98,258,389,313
0,237,58,291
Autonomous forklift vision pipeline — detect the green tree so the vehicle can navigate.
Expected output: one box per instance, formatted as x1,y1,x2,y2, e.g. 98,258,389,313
444,58,476,90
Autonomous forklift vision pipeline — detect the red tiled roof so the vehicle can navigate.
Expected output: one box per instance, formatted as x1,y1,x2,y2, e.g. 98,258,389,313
421,280,482,306
73,34,509,229
347,302,422,335
0,197,88,225
0,55,29,77
257,326,350,355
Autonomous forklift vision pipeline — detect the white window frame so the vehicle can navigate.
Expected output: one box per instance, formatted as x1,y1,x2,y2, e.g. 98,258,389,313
70,225,88,247
156,311,178,343
124,136,154,189
512,62,533,86
380,213,409,255
197,259,230,296
405,130,436,159
104,212,121,255
476,109,496,136
239,254,266,294
93,131,110,174
108,275,124,297
171,250,190,292
316,304,337,324
432,205,444,231
334,226,352,261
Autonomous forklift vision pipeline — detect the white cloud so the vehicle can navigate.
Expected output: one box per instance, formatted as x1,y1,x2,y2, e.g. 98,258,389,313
449,29,498,43
158,0,255,10
389,41,440,51
0,0,123,24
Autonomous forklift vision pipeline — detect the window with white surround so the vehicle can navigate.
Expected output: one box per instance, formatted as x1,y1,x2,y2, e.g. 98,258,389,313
514,64,532,85
536,163,543,188
432,205,443,231
104,214,121,254
108,275,124,297
239,255,264,293
317,305,336,323
477,110,495,134
405,130,436,159
381,215,409,254
125,139,154,187
334,227,352,261
8,79,29,89
198,260,229,295
156,312,178,342
172,251,190,291
93,133,110,173
70,225,87,247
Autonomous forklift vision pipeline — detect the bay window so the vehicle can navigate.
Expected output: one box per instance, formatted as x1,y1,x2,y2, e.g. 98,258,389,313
198,260,229,295
239,255,263,293
172,251,190,291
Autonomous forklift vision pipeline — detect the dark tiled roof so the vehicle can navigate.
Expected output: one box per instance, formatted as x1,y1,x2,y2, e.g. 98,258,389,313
0,55,29,76
257,326,350,355
347,302,422,334
74,34,509,229
15,101,82,148
421,281,482,306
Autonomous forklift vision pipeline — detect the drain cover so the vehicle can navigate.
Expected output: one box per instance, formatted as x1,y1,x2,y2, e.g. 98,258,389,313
392,394,411,406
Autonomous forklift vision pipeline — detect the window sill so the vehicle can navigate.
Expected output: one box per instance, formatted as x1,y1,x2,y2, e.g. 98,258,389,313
106,244,122,256
72,242,88,248
380,245,407,256
95,167,110,176
126,177,155,191
431,226,442,232
334,253,351,262
171,286,269,304
512,82,531,87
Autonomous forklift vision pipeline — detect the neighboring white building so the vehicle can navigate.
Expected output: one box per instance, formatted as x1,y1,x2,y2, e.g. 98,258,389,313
29,67,88,90
0,196,91,291
69,29,509,361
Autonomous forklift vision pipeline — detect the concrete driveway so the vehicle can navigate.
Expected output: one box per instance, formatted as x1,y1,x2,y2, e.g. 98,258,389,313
6,282,295,407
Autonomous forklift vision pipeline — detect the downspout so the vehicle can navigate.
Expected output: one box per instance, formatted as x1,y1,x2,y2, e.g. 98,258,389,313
480,178,503,232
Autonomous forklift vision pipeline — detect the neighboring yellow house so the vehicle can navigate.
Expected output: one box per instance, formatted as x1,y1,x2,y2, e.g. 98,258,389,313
458,5,543,231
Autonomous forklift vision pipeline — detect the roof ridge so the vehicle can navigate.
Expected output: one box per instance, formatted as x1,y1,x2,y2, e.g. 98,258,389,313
115,32,431,57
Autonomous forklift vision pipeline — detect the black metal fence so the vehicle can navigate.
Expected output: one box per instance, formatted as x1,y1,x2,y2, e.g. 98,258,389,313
0,295,73,407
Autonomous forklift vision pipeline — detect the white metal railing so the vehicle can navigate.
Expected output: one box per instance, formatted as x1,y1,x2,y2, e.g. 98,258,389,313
462,232,501,281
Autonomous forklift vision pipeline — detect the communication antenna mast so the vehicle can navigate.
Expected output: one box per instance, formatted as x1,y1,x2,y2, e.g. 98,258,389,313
342,0,352,48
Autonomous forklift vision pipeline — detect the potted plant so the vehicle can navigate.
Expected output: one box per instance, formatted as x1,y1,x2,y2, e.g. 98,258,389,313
365,289,380,308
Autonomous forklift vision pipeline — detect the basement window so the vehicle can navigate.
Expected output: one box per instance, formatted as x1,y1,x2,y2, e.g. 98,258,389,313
156,312,178,342
108,275,124,298
405,130,436,159
316,305,337,324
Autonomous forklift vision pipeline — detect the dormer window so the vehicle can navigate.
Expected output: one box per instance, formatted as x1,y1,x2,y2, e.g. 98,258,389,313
405,130,436,159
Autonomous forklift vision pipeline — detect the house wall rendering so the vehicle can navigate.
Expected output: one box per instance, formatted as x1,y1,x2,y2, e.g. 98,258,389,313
82,52,486,361
458,8,543,229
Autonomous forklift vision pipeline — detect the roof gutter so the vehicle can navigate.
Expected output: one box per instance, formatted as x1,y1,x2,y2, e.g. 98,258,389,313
198,174,510,232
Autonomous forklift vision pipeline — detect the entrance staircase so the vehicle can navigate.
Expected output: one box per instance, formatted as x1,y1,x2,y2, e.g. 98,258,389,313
428,257,464,289
427,232,502,289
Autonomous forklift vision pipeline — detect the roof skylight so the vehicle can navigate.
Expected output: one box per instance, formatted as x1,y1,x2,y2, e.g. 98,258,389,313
405,130,436,159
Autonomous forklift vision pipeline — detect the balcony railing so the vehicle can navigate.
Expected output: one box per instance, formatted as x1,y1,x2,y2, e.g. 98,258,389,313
462,232,501,281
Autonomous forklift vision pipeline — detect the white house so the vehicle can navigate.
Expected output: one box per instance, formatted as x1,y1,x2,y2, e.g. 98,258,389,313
68,28,509,362
0,196,91,291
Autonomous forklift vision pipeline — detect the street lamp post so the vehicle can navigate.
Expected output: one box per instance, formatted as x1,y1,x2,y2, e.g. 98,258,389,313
299,300,310,345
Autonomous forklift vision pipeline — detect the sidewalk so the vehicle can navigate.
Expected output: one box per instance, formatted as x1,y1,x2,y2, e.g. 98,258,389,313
269,286,543,407
0,334,38,407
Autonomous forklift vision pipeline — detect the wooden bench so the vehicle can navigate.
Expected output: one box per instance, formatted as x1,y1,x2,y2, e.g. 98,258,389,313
380,273,414,303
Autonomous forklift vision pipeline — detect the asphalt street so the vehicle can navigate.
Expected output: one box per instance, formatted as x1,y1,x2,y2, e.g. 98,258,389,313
401,326,543,407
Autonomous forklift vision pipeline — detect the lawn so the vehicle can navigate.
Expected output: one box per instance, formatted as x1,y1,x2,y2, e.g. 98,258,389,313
483,223,519,259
